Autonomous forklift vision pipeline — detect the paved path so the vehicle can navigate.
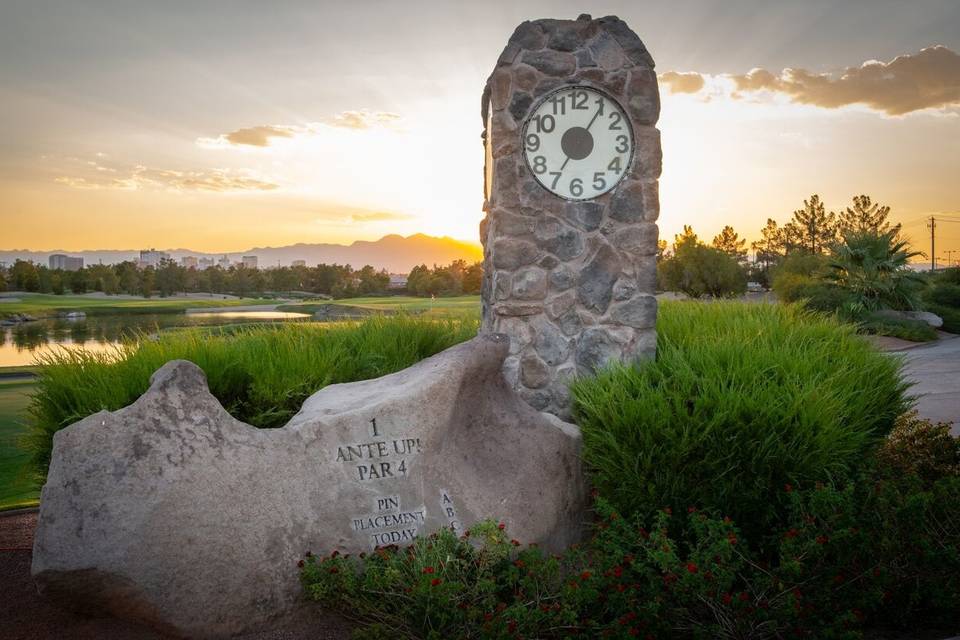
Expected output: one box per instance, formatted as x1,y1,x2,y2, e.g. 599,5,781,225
899,334,960,435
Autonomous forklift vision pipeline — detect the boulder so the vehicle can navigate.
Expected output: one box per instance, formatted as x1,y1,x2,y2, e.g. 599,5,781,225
32,334,586,638
874,309,944,329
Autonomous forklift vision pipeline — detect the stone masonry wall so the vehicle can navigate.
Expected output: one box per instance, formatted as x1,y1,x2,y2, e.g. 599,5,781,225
480,15,661,419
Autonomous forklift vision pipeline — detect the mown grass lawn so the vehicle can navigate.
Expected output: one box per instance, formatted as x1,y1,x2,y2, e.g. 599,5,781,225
279,295,481,318
0,293,276,318
0,378,38,511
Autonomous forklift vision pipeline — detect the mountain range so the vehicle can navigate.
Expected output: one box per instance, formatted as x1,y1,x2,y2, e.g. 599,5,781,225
0,234,483,274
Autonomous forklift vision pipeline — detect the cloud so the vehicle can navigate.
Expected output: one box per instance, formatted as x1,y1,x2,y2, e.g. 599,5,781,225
55,162,278,192
658,71,706,94
223,125,296,147
730,45,960,115
325,109,402,130
199,110,404,149
349,211,412,223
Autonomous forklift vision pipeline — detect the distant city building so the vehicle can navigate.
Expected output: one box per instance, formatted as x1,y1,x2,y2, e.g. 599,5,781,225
181,256,198,269
291,260,306,268
388,274,408,289
139,248,170,268
49,254,84,271
198,257,215,269
241,255,258,270
218,256,231,269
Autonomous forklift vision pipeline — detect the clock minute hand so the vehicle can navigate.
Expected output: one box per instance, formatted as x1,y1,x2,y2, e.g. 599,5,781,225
585,103,603,131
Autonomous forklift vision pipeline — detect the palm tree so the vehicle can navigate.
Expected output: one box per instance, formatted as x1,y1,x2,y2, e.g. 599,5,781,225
825,229,924,313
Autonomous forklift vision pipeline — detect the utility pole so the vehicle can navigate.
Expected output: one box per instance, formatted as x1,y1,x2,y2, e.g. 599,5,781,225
927,216,936,270
945,250,956,268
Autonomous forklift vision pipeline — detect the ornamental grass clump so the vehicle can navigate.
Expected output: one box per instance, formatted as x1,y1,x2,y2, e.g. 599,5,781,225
25,315,477,478
572,300,911,545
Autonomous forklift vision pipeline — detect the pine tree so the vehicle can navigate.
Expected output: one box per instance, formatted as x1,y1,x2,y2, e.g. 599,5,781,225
673,225,699,251
784,194,837,254
711,225,748,261
837,195,900,236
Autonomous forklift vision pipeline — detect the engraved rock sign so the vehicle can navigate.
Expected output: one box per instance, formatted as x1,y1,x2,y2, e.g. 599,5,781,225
481,15,661,418
32,336,585,637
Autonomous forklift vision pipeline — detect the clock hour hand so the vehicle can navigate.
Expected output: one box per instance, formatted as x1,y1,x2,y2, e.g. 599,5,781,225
560,101,603,172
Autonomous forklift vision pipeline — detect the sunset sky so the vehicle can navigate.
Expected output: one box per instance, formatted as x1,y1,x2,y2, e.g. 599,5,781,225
1,0,959,260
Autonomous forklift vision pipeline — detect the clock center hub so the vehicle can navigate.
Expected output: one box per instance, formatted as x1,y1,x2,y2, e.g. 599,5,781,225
560,126,594,161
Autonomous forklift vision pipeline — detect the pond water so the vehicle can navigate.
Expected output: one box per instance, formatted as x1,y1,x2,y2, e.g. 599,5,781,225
0,311,312,367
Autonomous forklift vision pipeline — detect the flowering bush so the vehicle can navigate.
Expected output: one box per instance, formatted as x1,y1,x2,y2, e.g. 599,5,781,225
301,473,960,639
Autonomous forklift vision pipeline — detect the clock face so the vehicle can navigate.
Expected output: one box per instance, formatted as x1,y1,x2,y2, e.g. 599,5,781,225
521,86,633,201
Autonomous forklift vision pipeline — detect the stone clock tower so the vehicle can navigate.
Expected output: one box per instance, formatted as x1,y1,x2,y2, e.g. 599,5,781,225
480,15,661,419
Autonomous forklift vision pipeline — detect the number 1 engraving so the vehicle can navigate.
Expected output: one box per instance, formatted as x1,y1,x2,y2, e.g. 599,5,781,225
370,417,379,437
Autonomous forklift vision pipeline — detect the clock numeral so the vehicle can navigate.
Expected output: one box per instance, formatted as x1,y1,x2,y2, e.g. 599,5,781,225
592,172,606,191
608,111,623,130
608,157,622,174
532,114,555,133
550,95,566,116
532,156,547,174
525,133,540,152
571,90,588,110
569,178,583,197
615,134,629,153
549,171,562,189
594,97,605,116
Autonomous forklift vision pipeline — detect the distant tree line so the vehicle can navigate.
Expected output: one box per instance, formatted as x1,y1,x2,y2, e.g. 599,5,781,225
406,260,482,296
0,258,483,299
658,194,910,297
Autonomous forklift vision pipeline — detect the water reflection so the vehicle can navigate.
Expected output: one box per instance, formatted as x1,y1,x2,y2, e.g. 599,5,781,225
0,311,311,367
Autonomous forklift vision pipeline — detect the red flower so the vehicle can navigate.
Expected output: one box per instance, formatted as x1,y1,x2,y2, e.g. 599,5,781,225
739,592,750,602
785,528,798,539
687,506,697,513
423,566,435,574
785,483,793,492
686,562,698,574
507,620,517,633
816,535,829,545
498,522,506,530
662,507,672,515
331,550,339,557
580,570,592,580
430,578,441,586
514,559,525,568
328,567,339,574
612,565,623,577
727,533,738,545
297,559,304,568
511,539,520,546
721,592,732,605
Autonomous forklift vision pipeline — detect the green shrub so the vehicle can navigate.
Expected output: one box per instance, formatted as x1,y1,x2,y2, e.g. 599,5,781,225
935,266,960,285
25,316,477,479
657,243,747,298
924,282,960,308
772,274,851,313
926,303,960,333
571,301,910,545
859,312,938,342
